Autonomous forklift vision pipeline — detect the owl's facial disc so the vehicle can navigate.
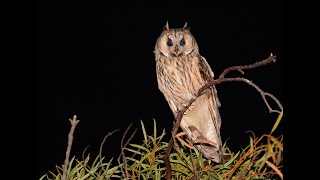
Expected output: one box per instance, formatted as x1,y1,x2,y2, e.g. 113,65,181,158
158,29,194,58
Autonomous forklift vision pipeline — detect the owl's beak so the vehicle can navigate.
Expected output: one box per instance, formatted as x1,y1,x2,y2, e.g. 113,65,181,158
174,47,179,54
169,47,180,57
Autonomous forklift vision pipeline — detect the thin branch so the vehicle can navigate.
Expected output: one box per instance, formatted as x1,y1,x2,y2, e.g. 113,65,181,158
117,123,137,179
62,115,80,180
81,144,90,174
98,129,120,174
212,77,283,113
82,145,90,161
165,53,283,179
245,130,256,143
218,53,276,79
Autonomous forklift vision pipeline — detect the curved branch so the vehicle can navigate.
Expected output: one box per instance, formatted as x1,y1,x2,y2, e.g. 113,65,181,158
213,77,283,113
219,53,276,79
117,123,137,179
98,129,120,175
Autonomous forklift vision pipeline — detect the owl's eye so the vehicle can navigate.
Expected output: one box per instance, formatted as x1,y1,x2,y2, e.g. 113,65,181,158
166,39,173,47
180,38,186,46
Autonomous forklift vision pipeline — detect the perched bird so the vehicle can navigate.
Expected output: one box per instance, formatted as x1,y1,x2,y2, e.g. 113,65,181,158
154,22,223,163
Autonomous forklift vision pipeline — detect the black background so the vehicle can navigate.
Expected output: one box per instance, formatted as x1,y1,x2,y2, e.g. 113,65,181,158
34,1,285,179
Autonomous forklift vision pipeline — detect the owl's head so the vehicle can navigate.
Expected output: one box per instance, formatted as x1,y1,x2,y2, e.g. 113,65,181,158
154,22,199,58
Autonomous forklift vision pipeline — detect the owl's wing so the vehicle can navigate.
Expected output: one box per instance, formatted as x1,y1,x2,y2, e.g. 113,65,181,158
199,56,214,78
199,56,221,108
182,55,222,163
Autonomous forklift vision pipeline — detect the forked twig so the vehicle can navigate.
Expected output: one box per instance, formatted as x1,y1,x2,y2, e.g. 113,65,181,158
62,115,80,180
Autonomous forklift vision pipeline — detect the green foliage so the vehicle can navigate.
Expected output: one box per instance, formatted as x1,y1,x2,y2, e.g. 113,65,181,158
40,112,283,179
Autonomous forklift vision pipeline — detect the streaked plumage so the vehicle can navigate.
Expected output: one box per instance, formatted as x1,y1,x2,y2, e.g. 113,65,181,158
154,22,223,163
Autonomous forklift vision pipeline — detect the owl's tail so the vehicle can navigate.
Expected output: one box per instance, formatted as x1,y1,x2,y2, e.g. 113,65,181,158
180,91,223,163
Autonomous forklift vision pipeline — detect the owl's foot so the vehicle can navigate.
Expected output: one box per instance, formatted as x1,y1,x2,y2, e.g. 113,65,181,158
175,131,194,149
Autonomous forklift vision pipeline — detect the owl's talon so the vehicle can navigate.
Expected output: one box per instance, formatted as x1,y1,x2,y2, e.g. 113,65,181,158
175,132,194,149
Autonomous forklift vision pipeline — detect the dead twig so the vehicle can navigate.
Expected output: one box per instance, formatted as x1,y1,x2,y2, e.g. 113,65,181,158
98,129,120,174
117,123,137,179
218,53,277,79
82,145,90,161
62,115,80,180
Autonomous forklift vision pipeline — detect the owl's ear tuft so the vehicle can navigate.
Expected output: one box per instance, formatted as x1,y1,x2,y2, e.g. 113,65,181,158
163,21,169,31
183,22,190,30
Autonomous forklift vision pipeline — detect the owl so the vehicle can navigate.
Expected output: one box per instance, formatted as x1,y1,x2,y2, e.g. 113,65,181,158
154,22,223,163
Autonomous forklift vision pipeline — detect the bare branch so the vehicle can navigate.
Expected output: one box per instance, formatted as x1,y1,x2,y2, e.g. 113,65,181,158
117,123,137,179
80,145,91,177
245,130,256,142
98,129,120,174
219,53,276,79
213,77,283,113
62,115,80,180
82,145,90,161
165,54,283,179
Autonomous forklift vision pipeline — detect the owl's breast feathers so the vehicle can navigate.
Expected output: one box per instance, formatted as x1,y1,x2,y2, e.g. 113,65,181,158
156,54,205,110
156,53,220,109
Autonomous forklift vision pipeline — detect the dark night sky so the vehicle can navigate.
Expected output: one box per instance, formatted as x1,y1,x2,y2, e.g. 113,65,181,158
34,1,285,179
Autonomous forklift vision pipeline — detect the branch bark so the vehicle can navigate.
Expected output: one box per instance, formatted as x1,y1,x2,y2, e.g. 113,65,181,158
165,53,283,179
62,115,80,180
